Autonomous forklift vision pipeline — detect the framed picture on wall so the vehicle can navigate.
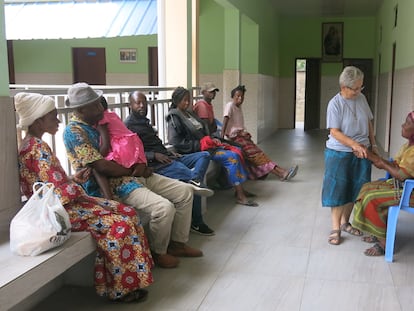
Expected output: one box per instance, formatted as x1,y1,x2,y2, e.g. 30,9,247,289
119,48,137,63
322,22,343,62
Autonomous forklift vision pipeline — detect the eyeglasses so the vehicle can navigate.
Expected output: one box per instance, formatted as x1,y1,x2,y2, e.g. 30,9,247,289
347,85,365,92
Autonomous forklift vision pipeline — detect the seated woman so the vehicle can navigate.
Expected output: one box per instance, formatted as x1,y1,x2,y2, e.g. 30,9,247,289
352,111,414,256
166,87,258,207
222,85,298,181
14,92,154,302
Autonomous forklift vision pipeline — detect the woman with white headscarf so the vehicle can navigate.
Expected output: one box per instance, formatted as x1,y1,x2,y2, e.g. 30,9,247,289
15,92,154,303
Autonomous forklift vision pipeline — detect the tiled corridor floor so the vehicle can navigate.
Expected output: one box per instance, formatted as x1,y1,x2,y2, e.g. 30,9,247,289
32,128,414,311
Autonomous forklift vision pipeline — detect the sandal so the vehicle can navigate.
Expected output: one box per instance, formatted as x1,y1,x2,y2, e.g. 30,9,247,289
115,289,148,303
234,190,257,198
364,243,385,256
236,199,259,207
340,222,363,236
362,235,379,243
281,165,298,181
328,229,341,245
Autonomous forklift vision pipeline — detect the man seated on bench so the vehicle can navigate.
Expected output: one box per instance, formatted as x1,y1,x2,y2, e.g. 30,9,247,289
125,91,215,236
63,83,203,269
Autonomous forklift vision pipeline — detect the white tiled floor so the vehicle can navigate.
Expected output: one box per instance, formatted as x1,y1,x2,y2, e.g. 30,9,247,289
32,128,414,311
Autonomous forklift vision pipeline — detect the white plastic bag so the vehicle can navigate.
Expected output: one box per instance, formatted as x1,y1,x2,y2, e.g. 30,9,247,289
10,182,72,256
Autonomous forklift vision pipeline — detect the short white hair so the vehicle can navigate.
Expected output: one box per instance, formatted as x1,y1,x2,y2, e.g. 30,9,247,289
339,66,364,88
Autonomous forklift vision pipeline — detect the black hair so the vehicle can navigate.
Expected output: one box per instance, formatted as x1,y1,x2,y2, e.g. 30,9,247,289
231,85,246,98
171,87,190,109
100,96,108,110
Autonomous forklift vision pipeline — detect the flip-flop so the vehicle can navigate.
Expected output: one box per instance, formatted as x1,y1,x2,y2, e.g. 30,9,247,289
281,165,298,181
236,200,259,207
114,289,149,303
234,190,257,198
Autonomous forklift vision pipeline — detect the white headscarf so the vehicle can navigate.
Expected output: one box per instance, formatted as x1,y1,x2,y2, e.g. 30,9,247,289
14,92,56,129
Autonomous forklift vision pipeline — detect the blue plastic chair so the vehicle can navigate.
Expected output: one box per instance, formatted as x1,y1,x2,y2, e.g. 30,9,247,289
385,178,414,262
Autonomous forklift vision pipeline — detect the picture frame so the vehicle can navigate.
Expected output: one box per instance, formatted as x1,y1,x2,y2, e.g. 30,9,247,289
119,48,137,63
322,22,343,62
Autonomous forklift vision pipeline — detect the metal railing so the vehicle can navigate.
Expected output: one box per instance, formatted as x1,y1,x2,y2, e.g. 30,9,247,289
11,84,202,175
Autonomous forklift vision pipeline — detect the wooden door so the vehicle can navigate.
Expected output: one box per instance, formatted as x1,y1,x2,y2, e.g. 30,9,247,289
148,47,158,86
304,58,321,130
343,59,373,108
72,48,106,85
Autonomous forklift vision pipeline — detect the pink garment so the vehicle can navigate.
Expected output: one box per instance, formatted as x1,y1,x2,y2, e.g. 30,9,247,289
223,101,245,138
194,100,215,124
98,110,147,168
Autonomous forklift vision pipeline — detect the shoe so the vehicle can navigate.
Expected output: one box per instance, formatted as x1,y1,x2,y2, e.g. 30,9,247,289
152,252,179,268
191,223,215,236
188,179,214,197
167,241,203,257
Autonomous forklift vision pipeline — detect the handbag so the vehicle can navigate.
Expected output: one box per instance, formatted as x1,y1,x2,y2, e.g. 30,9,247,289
10,182,72,256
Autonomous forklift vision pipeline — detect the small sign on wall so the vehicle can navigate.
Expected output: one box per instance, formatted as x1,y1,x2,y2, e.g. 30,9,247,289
119,48,137,63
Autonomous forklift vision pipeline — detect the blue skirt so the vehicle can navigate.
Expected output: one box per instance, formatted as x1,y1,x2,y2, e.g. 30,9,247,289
322,148,371,207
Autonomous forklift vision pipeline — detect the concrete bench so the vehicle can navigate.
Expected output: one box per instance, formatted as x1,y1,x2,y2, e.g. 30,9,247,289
0,231,95,311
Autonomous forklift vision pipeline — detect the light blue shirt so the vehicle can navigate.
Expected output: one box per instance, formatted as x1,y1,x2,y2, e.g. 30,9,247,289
326,92,373,152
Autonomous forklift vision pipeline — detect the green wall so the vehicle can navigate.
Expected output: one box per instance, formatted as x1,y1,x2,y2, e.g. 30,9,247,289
199,0,278,76
279,17,376,77
199,0,225,73
12,35,157,75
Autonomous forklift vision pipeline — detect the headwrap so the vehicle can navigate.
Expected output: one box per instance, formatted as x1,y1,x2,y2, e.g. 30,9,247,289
407,111,414,145
408,111,414,122
14,92,56,130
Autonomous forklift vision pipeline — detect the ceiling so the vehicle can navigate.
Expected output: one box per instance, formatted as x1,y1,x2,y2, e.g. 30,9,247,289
270,0,384,17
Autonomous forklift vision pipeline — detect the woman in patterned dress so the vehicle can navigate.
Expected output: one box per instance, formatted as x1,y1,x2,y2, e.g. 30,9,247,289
15,92,153,302
166,87,258,207
352,112,414,256
221,85,298,181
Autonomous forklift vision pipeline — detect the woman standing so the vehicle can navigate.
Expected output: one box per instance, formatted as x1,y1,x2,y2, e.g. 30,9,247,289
15,92,153,303
322,66,377,245
222,85,298,181
166,87,258,207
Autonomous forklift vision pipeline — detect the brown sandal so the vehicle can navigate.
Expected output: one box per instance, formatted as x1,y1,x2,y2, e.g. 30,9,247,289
328,229,341,245
362,235,379,243
340,222,363,236
364,243,385,256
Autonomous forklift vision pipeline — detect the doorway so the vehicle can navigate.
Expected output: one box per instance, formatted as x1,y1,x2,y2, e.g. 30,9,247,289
295,58,321,130
72,47,106,85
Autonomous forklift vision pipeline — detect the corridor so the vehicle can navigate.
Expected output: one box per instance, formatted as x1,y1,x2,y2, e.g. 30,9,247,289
33,128,414,311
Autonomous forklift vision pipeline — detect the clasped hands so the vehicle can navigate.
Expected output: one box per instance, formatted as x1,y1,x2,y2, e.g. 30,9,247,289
352,144,384,169
131,163,153,178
